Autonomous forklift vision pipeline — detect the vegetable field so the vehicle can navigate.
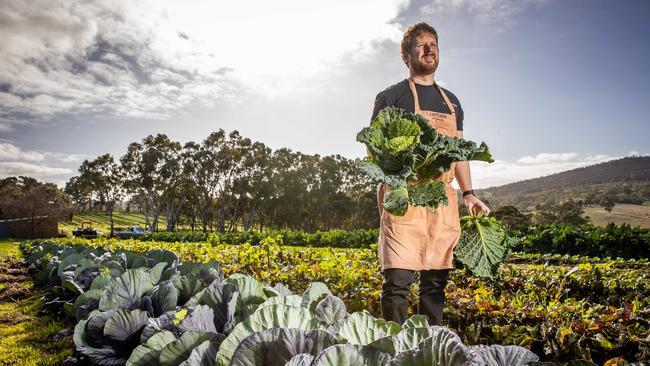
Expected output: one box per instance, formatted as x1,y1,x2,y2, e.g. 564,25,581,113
17,236,650,365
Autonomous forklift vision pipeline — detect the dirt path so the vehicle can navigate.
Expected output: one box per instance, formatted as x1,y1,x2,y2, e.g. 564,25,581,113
0,241,73,366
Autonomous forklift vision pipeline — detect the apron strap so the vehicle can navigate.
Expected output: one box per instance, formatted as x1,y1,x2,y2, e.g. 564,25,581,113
408,78,456,117
437,84,456,116
407,79,421,112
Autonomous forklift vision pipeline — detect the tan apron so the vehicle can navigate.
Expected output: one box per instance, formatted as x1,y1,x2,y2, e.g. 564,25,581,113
377,79,461,271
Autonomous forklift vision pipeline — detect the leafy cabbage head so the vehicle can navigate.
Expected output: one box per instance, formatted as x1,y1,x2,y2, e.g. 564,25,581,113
357,106,425,172
356,106,494,216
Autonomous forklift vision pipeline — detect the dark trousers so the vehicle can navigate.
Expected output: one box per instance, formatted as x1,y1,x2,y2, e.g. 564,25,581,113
381,268,450,325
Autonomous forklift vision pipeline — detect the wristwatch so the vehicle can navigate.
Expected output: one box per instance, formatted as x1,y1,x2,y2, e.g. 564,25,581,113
462,190,475,197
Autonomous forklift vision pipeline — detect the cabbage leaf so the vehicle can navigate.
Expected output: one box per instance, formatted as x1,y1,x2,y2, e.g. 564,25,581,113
356,106,493,216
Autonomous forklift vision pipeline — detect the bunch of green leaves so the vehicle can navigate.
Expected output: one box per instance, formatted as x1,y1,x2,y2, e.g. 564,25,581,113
453,215,519,279
356,106,493,215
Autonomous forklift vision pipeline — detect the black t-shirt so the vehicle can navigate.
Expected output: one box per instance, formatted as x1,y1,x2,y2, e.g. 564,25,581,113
371,79,463,131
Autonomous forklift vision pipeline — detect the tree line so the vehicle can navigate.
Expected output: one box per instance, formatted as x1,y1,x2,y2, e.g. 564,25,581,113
0,176,72,238
64,130,379,236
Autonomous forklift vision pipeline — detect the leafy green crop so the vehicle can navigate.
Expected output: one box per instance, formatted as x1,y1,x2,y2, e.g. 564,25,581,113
356,106,494,215
454,215,518,279
19,238,650,364
21,241,543,366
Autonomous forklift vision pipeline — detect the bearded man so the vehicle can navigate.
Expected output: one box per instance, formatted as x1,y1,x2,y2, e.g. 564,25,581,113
371,22,490,325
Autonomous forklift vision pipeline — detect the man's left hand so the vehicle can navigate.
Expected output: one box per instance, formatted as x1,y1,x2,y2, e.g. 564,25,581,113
464,195,490,216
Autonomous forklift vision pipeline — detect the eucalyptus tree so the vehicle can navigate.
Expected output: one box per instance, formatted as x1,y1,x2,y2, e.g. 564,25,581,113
64,175,94,212
128,190,153,229
300,153,327,231
162,141,197,232
120,134,182,232
232,141,273,231
213,131,256,232
266,148,298,229
177,141,202,231
191,130,227,232
265,149,321,230
340,158,378,229
315,155,353,229
77,153,125,237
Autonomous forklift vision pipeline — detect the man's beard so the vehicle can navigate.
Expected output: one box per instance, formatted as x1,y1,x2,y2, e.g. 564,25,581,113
410,56,438,75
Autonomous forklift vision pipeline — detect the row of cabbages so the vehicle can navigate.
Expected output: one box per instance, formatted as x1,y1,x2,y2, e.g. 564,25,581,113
22,241,543,366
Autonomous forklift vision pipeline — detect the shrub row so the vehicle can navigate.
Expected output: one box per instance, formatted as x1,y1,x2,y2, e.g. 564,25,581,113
141,228,380,249
139,222,650,260
513,222,650,259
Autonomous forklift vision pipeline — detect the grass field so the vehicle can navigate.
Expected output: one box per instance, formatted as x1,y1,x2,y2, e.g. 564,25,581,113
0,240,72,365
584,203,650,228
59,212,171,234
59,212,242,235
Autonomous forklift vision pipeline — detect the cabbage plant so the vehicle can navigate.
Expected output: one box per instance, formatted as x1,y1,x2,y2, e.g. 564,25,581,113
356,106,493,216
22,242,547,366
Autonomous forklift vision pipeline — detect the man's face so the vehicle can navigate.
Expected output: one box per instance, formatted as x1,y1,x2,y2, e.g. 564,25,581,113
407,32,439,75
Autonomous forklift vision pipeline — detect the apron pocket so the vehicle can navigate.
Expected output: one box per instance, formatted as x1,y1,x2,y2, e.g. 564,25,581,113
381,217,428,263
384,217,428,240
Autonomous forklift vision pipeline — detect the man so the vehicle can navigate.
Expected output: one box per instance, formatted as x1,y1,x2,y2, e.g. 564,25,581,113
371,22,490,326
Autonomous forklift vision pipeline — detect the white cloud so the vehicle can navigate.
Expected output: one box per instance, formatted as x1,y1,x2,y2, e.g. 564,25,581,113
463,152,620,189
0,162,72,177
0,142,46,162
516,152,579,164
0,0,408,126
0,142,86,163
0,142,80,180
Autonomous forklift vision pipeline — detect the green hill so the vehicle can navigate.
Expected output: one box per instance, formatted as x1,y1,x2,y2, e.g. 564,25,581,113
477,156,650,210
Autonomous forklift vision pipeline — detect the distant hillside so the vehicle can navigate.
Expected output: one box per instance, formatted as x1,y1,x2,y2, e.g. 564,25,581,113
477,156,650,210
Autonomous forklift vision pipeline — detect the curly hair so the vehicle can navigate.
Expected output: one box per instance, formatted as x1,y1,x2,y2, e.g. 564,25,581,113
400,22,439,65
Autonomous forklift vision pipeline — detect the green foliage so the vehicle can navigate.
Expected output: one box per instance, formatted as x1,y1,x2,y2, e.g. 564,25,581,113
491,205,531,228
19,236,650,364
356,106,493,215
454,215,517,279
533,199,589,226
21,240,554,366
0,177,71,238
513,222,650,259
407,180,447,208
66,130,383,233
142,228,382,249
138,223,650,262
23,241,558,365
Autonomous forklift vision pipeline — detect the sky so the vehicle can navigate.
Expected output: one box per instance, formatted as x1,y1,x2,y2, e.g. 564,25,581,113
1,0,649,189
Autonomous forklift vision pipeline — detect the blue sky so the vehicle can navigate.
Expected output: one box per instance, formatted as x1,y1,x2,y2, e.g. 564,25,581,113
0,0,648,188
